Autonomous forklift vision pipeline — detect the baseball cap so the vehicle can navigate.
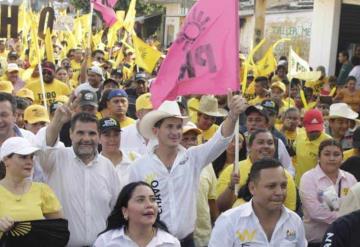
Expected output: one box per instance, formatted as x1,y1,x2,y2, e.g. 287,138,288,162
99,117,121,133
271,81,286,93
88,65,104,79
0,136,39,161
103,78,119,87
0,80,13,94
24,104,50,124
107,89,128,100
79,90,98,107
7,51,18,59
182,121,202,135
352,127,360,148
135,73,147,82
261,99,279,115
136,93,153,112
42,61,56,73
16,88,34,101
245,105,269,121
7,63,19,73
303,109,324,132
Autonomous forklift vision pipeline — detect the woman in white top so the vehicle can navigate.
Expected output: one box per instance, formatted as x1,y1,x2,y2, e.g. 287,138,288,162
94,181,180,247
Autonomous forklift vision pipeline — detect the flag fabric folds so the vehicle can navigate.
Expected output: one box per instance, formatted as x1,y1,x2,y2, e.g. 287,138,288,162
92,0,117,27
132,34,162,73
123,0,136,33
45,28,55,63
150,0,239,108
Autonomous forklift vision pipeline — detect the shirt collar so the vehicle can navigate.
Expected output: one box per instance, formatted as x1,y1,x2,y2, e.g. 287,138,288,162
13,125,23,137
314,164,346,181
71,147,99,165
240,200,289,221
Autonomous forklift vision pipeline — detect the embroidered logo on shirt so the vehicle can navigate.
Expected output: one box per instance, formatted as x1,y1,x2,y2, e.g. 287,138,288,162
178,156,189,166
236,229,256,242
285,229,296,241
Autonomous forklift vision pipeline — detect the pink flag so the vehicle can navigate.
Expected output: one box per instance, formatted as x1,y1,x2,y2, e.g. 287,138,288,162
92,0,117,27
150,0,239,108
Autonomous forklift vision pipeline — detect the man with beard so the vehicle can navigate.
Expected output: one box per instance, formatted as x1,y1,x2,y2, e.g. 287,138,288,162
25,61,71,106
35,105,120,246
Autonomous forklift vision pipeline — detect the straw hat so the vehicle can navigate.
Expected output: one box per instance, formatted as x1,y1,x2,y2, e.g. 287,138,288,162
189,95,227,117
139,101,188,139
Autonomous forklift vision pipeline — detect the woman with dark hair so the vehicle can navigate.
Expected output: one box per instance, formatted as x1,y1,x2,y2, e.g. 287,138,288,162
215,129,296,212
299,139,357,247
94,182,180,246
212,132,247,177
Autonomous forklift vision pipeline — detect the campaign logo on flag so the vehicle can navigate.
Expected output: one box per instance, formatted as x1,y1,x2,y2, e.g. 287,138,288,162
150,0,239,108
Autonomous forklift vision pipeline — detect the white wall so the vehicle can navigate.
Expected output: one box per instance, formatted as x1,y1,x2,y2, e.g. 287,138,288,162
308,0,341,75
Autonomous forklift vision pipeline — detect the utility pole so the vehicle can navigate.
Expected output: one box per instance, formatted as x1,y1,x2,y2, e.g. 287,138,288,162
253,0,267,58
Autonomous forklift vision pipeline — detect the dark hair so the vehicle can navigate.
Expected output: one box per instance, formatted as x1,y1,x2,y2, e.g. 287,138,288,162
99,182,168,235
248,129,273,147
238,158,283,200
15,96,30,110
346,76,357,83
98,89,112,111
351,56,360,66
70,112,99,132
283,107,299,119
318,139,343,158
56,66,68,74
212,132,247,177
340,50,349,60
154,118,165,128
0,92,17,113
254,76,269,88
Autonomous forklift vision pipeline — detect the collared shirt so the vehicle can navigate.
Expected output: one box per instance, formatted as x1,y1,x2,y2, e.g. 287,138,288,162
129,126,233,239
339,182,360,216
93,227,180,247
35,127,121,246
121,121,152,154
216,157,297,211
293,131,331,186
299,165,357,243
208,201,307,247
197,124,219,144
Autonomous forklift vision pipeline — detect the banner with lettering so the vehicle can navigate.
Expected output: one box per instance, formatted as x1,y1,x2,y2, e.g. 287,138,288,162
150,0,239,108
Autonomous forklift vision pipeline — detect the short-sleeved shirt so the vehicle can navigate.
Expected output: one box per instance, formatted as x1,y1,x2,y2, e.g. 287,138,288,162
25,79,71,106
197,124,219,144
0,182,61,221
216,157,297,211
120,116,136,128
208,201,307,247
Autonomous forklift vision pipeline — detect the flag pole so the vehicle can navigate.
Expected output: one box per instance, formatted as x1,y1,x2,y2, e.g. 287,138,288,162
233,0,240,196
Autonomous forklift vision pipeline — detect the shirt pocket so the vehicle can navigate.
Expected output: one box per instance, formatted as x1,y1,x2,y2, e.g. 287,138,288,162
278,240,297,247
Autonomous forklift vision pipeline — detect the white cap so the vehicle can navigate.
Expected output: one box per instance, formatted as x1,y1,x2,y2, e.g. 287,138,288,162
88,65,104,79
328,103,359,120
7,63,19,72
0,137,39,160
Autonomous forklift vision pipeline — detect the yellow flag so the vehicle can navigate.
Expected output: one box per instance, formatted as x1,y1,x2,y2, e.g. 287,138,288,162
254,46,276,77
114,47,124,68
107,11,125,49
29,19,40,67
45,28,55,63
92,30,104,49
124,0,136,33
132,34,162,73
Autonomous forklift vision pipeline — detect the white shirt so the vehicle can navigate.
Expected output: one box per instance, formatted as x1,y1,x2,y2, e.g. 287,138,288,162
35,127,121,246
208,201,307,247
277,138,295,177
93,227,181,247
121,121,151,154
74,82,99,95
129,126,232,239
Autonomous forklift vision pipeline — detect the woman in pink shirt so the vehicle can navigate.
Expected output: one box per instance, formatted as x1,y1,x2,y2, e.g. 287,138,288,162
299,139,357,246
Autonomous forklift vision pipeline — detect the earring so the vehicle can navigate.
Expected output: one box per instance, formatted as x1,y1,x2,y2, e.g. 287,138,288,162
124,215,128,220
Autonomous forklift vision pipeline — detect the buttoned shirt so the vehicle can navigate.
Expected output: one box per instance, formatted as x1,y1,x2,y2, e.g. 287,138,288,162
35,127,120,246
94,227,180,247
208,201,307,247
299,165,357,243
129,126,232,239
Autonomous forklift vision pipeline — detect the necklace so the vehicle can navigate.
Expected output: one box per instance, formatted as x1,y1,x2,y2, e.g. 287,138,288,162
0,180,28,202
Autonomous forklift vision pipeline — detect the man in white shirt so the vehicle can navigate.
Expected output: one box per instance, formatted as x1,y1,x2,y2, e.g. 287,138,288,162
209,158,306,247
121,92,153,154
36,106,120,246
129,92,247,247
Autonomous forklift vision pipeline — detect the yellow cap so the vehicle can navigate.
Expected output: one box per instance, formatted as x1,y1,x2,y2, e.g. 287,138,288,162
135,93,153,112
24,104,50,124
16,88,34,101
0,80,13,94
56,95,69,103
271,81,286,93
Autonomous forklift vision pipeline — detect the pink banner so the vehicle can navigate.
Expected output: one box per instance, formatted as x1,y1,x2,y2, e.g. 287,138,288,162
92,0,117,27
150,0,239,108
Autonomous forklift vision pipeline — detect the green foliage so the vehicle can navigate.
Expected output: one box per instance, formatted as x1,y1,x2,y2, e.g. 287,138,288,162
70,0,164,16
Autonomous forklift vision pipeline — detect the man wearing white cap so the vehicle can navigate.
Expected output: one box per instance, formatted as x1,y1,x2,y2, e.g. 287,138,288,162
5,63,24,92
129,92,247,247
75,65,104,95
326,102,358,150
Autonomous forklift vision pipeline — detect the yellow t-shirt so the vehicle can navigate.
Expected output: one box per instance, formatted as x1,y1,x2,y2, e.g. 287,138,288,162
197,124,219,144
70,60,82,82
187,97,200,123
216,157,297,211
194,164,217,247
120,116,135,128
25,79,71,106
343,149,356,162
293,131,331,186
0,182,61,222
243,81,256,102
248,95,267,106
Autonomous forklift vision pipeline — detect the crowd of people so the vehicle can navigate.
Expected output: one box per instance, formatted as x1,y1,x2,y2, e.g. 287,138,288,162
1,24,360,247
